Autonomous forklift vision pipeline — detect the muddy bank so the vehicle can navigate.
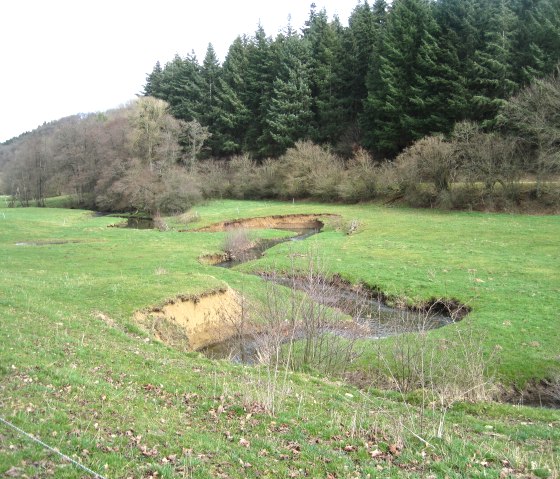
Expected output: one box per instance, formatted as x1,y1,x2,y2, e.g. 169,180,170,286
134,288,241,351
198,272,468,363
195,213,337,232
199,238,279,267
500,379,560,408
139,211,469,365
260,273,470,323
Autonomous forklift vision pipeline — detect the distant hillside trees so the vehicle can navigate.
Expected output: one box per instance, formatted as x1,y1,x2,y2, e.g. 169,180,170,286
1,99,201,213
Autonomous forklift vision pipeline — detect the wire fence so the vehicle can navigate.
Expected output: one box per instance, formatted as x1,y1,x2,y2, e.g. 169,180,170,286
0,415,108,479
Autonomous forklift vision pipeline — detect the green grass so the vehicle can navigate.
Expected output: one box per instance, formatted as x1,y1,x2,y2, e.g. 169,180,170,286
0,201,559,478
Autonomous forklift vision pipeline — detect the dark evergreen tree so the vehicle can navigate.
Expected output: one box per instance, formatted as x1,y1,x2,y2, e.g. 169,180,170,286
512,0,560,84
434,0,478,120
200,44,223,154
155,53,205,123
141,0,560,159
512,0,547,84
303,7,344,144
337,2,376,135
469,0,517,124
362,0,449,156
358,1,389,152
536,0,560,73
244,25,275,156
261,31,313,156
144,61,164,97
213,36,251,155
201,44,221,123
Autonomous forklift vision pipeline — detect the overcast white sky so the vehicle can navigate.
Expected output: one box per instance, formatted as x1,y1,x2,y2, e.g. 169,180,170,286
0,0,358,142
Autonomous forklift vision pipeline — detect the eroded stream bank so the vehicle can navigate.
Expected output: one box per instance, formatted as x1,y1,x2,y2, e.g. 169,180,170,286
134,288,242,351
194,214,333,233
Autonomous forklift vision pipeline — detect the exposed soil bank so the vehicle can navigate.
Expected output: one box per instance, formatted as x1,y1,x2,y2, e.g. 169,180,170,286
199,273,469,363
260,272,471,323
134,288,241,351
199,228,321,268
195,213,337,232
501,379,560,408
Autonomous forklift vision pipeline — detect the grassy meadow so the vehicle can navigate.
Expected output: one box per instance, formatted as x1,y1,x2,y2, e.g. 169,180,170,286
0,200,559,478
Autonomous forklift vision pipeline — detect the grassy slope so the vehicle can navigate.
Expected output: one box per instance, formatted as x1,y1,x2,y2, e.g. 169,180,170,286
0,202,558,478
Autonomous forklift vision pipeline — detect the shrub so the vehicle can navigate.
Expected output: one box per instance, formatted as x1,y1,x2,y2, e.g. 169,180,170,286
337,148,377,202
498,70,560,197
277,141,343,200
223,227,253,258
156,167,202,214
196,159,230,199
452,123,522,195
395,135,457,195
228,155,262,199
257,159,283,198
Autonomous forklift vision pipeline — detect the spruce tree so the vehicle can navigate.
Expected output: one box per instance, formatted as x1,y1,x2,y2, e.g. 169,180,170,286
434,0,478,120
512,0,560,84
512,0,547,84
262,32,313,156
200,44,222,154
362,0,447,156
213,36,251,155
359,0,389,154
536,0,560,73
337,2,377,131
144,61,164,98
201,44,221,123
155,53,205,123
469,0,517,124
303,7,344,144
244,25,275,156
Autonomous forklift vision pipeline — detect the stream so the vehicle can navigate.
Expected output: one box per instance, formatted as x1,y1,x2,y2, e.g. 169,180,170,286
214,227,319,267
201,226,452,363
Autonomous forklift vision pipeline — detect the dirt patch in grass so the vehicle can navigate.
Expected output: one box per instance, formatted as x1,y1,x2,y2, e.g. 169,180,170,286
134,288,241,350
194,213,337,232
199,253,230,265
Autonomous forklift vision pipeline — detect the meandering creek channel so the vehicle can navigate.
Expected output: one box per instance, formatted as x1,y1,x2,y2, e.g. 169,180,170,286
200,221,455,363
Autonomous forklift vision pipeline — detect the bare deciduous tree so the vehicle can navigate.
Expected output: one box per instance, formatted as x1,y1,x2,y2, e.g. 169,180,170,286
129,96,184,173
499,69,560,196
182,120,211,170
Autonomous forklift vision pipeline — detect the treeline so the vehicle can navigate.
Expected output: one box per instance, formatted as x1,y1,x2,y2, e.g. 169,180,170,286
144,0,560,158
1,69,558,213
1,0,559,214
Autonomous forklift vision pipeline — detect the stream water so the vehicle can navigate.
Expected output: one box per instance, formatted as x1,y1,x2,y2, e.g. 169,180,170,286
201,226,453,363
214,227,319,267
125,217,154,229
101,213,154,229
